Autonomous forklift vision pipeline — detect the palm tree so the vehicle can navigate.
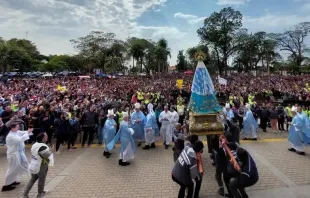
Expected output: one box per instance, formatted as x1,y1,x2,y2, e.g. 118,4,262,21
155,38,171,72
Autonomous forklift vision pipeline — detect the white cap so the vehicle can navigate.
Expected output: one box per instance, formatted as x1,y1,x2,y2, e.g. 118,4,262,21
134,103,141,109
107,109,114,117
225,103,230,109
122,111,129,118
291,106,297,112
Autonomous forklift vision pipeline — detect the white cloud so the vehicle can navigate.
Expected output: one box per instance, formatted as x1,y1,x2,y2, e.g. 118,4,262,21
174,12,205,24
0,0,183,58
243,13,310,33
216,0,249,6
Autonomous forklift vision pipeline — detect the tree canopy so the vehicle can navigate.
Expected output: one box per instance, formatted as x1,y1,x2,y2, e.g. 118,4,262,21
1,7,310,76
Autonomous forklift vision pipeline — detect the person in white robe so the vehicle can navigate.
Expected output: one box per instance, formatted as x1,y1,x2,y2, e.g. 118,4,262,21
103,109,117,158
131,103,146,147
107,112,135,166
223,103,234,121
143,104,158,150
288,106,305,155
242,104,258,141
2,123,33,192
23,132,53,198
159,105,173,149
169,106,179,145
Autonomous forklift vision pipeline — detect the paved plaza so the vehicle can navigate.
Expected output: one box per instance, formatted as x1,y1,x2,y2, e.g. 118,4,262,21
1,131,310,198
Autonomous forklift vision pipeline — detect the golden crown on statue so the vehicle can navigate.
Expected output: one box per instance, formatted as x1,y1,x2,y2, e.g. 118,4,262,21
194,51,207,61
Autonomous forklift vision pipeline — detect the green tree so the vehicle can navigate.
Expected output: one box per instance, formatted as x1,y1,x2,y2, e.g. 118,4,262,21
197,7,242,75
176,50,188,71
127,37,154,72
270,22,310,67
186,45,210,69
155,38,171,72
40,55,68,75
0,39,34,76
71,31,119,72
105,40,129,73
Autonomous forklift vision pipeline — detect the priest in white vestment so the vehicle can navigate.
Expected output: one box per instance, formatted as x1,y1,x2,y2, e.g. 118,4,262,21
159,105,173,149
2,123,33,192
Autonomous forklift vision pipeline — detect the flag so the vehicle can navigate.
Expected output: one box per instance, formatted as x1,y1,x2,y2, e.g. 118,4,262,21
218,76,228,86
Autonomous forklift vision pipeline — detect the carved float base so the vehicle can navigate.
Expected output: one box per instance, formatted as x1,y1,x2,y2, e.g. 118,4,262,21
189,112,224,136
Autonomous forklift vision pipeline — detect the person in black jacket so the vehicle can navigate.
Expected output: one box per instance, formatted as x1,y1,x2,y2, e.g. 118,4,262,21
277,105,285,131
39,111,51,134
172,140,204,198
227,147,259,198
259,103,269,132
172,123,186,162
68,113,80,151
0,118,9,145
215,132,239,197
226,117,240,144
80,105,98,148
54,112,69,154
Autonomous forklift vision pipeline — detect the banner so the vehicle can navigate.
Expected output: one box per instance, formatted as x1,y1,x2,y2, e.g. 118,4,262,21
218,76,227,86
176,79,183,89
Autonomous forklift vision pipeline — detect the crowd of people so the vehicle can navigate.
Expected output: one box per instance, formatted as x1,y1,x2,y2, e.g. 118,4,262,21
1,72,310,198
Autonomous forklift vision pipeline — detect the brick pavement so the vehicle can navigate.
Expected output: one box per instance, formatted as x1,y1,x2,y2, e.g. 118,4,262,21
2,138,307,198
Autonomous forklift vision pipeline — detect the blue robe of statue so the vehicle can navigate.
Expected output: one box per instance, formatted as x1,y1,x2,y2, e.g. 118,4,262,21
188,61,221,113
107,121,136,155
131,111,146,140
103,118,116,147
243,110,258,138
289,115,304,147
298,112,310,145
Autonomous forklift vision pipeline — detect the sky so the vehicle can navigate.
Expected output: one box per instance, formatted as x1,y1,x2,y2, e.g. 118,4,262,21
1,0,310,66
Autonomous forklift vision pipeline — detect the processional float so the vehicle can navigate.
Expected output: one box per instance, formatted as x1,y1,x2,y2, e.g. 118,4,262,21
188,51,240,171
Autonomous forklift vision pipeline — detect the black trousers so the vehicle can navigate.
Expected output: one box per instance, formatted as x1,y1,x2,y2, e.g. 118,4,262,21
194,175,202,198
229,176,258,198
286,117,292,131
206,135,212,153
82,127,95,146
178,115,185,124
238,117,243,130
260,118,268,132
172,175,194,198
68,130,78,149
46,128,55,145
55,134,65,152
278,118,285,131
